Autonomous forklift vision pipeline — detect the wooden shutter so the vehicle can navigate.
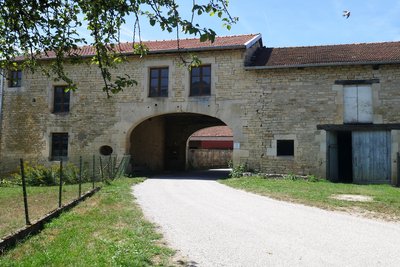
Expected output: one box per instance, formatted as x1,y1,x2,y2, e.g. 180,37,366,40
357,85,373,123
343,85,372,123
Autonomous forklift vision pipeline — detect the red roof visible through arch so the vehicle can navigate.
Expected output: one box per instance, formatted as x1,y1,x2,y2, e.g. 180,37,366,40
191,126,233,137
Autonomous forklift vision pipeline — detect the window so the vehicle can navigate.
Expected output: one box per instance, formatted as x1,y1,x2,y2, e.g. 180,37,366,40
9,70,22,87
51,133,68,160
149,67,168,97
277,140,294,156
344,85,372,123
190,65,211,96
53,86,70,113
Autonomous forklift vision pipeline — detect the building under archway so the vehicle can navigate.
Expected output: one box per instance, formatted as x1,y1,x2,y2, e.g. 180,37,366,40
129,113,228,172
187,126,233,170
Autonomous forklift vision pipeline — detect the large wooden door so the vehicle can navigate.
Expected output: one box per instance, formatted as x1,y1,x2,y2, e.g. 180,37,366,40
352,131,391,183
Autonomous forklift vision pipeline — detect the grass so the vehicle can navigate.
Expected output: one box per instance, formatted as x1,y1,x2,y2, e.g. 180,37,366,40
220,176,400,220
0,182,96,238
0,178,175,266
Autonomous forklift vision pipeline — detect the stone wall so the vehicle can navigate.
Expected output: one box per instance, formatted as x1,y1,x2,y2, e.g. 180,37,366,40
188,149,232,169
1,46,400,181
244,64,400,179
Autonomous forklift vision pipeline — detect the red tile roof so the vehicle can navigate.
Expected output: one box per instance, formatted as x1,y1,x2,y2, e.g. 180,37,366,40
192,126,233,137
28,34,260,60
248,41,400,68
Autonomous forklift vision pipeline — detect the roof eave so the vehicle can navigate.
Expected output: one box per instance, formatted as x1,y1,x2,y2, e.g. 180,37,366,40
245,60,400,70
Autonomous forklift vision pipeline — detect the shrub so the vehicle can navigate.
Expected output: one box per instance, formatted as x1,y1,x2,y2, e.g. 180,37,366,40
306,174,320,182
11,162,90,186
283,173,298,181
229,163,248,178
0,178,17,187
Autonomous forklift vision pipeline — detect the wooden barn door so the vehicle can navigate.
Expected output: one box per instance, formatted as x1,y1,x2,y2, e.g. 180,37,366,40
352,131,391,184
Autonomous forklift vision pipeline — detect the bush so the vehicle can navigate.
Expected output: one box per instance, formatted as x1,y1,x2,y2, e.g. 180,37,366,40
0,178,17,187
11,162,90,186
283,173,298,181
306,174,321,182
229,162,248,178
283,173,321,182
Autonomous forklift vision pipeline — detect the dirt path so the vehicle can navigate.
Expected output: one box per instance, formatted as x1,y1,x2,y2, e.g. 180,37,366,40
133,170,400,266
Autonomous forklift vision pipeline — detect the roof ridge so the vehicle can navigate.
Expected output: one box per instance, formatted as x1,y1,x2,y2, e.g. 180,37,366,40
72,33,260,51
122,33,260,43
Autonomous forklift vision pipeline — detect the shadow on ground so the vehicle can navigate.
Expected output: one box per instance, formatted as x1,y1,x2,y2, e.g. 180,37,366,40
148,169,231,180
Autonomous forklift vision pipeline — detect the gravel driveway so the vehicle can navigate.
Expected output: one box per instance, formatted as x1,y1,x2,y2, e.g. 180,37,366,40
133,170,400,267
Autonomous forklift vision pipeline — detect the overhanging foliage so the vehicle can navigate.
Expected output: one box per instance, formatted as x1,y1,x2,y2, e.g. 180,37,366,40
0,0,237,97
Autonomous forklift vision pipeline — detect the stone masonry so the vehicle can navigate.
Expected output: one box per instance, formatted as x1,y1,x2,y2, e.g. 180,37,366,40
0,34,399,184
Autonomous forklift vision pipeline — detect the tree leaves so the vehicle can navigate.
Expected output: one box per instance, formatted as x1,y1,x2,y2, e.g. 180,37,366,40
0,0,237,97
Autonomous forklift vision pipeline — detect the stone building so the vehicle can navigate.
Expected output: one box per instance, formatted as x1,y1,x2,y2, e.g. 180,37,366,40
1,33,400,184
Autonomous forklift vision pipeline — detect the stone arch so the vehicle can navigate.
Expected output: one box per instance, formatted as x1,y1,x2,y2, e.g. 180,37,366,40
128,112,230,172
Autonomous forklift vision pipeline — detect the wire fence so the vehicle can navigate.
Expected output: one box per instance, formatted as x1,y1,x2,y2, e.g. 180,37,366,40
0,155,130,239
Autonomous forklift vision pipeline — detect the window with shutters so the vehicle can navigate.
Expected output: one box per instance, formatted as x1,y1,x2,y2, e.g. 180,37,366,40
343,85,373,123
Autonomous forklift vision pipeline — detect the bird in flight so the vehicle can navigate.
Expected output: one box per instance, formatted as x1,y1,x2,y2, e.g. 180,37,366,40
343,10,351,18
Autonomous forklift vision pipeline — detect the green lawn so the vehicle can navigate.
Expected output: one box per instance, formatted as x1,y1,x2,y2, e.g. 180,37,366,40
0,183,96,238
220,177,400,220
0,178,175,266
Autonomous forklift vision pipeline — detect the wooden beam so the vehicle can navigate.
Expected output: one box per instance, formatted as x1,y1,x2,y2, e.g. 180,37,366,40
317,123,400,131
334,79,379,85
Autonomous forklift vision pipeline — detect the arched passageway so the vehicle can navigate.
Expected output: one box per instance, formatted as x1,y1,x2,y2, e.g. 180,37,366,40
129,113,228,172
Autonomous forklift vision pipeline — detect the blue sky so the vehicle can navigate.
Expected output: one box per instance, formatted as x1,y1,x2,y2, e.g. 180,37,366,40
114,0,400,47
